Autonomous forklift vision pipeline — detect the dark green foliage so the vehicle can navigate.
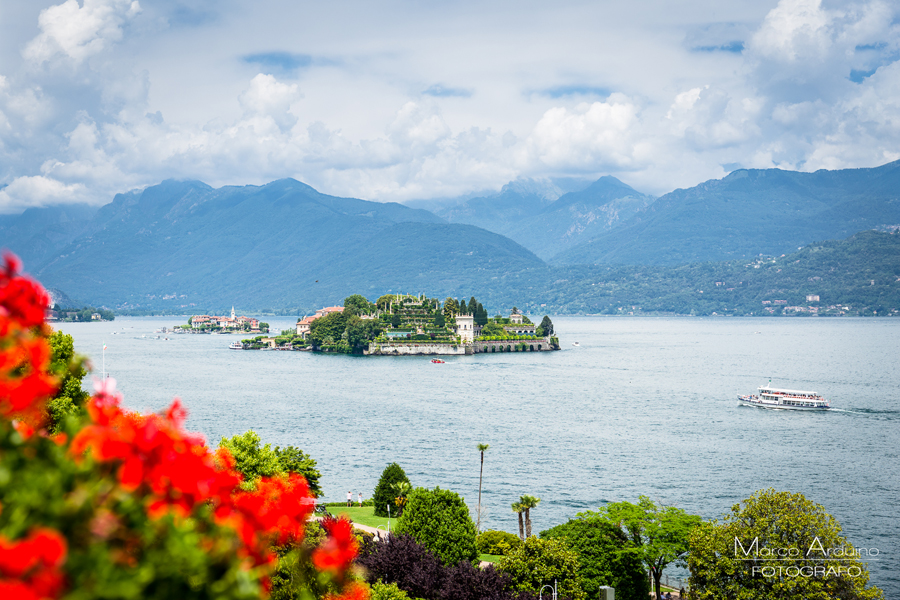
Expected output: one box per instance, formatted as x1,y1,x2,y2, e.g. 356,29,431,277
434,312,445,327
46,330,90,433
474,303,488,326
497,536,586,600
307,311,349,349
394,487,478,567
541,517,649,600
274,445,322,497
53,306,115,321
343,294,374,316
476,530,521,556
346,316,383,351
373,463,411,517
537,316,553,337
391,313,401,328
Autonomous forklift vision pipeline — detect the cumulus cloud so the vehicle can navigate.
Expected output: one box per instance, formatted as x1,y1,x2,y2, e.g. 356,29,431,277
238,74,300,132
0,175,90,212
24,0,142,65
1,0,900,210
522,95,646,172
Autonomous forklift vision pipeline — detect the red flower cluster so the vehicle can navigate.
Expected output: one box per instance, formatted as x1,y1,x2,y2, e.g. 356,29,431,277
71,381,317,564
0,254,57,425
0,528,67,600
313,516,359,574
0,253,367,599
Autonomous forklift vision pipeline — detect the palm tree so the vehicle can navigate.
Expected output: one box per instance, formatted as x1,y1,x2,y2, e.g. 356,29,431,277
519,494,541,538
476,443,490,531
391,481,412,516
511,501,525,540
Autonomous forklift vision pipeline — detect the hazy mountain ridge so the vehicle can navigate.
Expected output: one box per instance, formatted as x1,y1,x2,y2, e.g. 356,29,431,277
552,160,900,265
428,175,655,259
8,179,543,313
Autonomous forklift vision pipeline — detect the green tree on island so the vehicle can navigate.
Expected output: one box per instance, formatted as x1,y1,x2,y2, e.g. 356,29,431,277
442,298,458,322
582,496,701,600
394,486,478,567
687,489,884,600
537,315,554,337
343,294,373,316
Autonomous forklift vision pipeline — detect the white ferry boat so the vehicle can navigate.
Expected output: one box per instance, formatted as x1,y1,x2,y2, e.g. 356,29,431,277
738,385,829,410
229,341,244,350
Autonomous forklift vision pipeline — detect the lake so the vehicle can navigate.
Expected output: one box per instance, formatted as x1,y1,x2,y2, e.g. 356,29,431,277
58,315,899,594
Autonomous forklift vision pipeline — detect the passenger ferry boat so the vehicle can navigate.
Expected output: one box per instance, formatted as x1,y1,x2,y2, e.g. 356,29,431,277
738,385,830,410
229,341,244,350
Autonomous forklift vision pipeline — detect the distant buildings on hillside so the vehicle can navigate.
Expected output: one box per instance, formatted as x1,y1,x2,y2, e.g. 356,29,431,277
190,307,260,331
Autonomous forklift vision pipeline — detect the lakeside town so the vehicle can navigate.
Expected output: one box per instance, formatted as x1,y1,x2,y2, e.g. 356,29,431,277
178,293,560,355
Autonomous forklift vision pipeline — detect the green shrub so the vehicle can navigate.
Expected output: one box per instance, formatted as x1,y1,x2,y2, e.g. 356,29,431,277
370,581,409,600
476,530,521,556
373,463,411,517
394,487,478,567
497,536,586,600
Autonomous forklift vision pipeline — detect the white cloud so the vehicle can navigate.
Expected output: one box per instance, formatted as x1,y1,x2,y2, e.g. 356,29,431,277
24,0,142,65
1,0,900,209
0,175,89,212
522,95,645,172
238,73,300,132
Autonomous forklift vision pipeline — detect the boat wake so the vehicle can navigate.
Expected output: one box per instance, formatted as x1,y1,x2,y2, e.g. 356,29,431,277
829,407,900,420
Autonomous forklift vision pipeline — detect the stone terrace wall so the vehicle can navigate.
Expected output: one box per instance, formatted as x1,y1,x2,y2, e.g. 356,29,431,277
365,342,470,356
473,339,553,353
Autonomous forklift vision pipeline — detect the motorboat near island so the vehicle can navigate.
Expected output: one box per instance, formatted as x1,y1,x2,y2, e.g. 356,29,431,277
739,385,830,410
229,341,244,350
431,359,445,364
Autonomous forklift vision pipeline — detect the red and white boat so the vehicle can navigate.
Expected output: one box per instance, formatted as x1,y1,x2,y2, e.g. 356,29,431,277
431,359,445,364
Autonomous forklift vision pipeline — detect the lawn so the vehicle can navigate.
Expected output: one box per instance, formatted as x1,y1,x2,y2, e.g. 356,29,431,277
325,506,393,529
479,553,502,563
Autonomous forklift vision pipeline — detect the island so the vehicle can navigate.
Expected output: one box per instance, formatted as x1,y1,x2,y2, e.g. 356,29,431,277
287,294,559,356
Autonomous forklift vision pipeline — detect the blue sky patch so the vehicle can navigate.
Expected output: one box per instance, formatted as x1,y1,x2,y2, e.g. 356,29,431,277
422,84,472,98
692,41,744,53
540,85,610,98
242,52,334,75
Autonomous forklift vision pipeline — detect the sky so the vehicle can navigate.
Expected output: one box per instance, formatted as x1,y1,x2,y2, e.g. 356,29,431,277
0,0,898,213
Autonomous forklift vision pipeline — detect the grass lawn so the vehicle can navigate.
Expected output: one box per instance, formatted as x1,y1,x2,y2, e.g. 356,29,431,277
325,506,392,529
479,554,502,563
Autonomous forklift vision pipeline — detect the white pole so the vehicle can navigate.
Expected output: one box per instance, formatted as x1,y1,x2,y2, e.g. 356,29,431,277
102,342,105,379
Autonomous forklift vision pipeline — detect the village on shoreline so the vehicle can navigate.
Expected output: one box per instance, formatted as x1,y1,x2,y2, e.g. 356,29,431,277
179,293,560,355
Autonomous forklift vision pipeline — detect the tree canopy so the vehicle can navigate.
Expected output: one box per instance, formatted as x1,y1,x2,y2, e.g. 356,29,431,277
687,489,883,600
343,294,374,316
579,496,701,600
497,536,586,600
394,486,478,567
541,516,649,600
46,330,89,433
373,462,411,517
537,316,554,337
218,430,322,496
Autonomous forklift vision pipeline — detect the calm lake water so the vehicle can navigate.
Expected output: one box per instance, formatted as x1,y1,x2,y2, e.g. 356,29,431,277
58,316,899,594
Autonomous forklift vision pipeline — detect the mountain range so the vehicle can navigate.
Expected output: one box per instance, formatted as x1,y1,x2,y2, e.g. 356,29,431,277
1,160,899,314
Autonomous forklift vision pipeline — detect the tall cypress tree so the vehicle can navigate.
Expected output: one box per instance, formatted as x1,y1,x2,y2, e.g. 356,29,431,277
373,463,411,517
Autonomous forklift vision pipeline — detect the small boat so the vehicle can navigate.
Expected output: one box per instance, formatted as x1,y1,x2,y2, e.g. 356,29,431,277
431,359,445,364
739,384,829,410
229,341,244,350
572,342,580,347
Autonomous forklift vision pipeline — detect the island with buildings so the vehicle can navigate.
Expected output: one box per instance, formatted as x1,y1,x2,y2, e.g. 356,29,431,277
181,307,269,334
285,293,559,356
